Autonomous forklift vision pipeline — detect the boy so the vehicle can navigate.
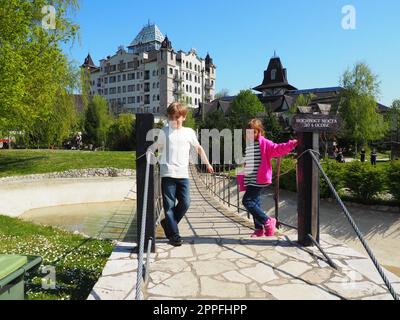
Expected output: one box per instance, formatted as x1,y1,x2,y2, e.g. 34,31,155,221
150,102,213,246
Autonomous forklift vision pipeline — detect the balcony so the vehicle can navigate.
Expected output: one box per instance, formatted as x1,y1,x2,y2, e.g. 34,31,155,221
205,81,213,89
173,74,183,82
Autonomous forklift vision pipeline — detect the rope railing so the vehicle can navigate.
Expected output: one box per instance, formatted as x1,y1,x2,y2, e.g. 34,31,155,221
306,149,399,301
135,151,162,300
196,148,399,300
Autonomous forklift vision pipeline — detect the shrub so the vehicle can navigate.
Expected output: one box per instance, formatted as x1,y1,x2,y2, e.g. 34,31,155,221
343,161,385,202
106,114,136,151
386,160,400,201
275,157,297,192
320,159,344,198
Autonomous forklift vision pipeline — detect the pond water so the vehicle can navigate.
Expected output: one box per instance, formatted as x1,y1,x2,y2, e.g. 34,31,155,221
20,200,137,242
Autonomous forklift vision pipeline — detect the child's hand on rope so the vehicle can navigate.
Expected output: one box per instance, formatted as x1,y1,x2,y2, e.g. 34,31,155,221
206,164,214,174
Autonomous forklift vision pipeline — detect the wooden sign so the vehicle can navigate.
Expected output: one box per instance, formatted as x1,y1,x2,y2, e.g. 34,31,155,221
292,114,341,133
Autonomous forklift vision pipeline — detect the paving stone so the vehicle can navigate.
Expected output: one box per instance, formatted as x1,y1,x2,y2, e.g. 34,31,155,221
262,283,340,300
200,277,246,298
170,245,194,258
157,252,169,259
325,281,387,299
192,260,237,276
150,271,171,284
240,263,279,284
278,261,313,277
345,259,400,285
300,268,333,284
151,259,188,273
222,271,252,284
90,273,136,300
147,272,199,297
101,259,137,276
197,252,218,260
275,246,314,263
259,250,287,265
325,246,366,258
265,278,290,286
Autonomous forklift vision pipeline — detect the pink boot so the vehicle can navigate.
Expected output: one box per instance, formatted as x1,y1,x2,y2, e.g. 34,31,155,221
264,218,277,237
250,229,265,238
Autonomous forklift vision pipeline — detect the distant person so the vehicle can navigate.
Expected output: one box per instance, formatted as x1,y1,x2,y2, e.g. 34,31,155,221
360,149,366,162
371,149,377,166
336,148,345,163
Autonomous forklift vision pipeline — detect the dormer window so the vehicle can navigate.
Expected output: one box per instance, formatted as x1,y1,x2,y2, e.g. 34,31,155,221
271,69,277,80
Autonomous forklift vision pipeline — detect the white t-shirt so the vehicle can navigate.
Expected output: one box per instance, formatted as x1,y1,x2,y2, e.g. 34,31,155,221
155,126,200,179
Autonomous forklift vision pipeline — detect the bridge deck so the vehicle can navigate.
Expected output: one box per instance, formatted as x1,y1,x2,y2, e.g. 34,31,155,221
89,169,400,300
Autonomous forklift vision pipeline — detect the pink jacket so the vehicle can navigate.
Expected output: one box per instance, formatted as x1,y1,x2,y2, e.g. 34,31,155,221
254,135,297,185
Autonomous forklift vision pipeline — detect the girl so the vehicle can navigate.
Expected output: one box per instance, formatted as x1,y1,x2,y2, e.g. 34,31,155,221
242,119,298,237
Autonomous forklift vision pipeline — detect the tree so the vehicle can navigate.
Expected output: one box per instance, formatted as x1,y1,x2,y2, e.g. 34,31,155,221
215,89,230,100
229,90,265,129
0,0,80,146
262,106,284,142
338,62,388,157
84,96,113,149
107,114,136,151
388,99,400,160
183,109,197,129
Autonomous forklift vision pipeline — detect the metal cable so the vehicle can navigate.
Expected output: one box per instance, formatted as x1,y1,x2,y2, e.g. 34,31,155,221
306,149,399,301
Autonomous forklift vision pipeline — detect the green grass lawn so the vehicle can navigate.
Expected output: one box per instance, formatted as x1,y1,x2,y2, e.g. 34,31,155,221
0,215,114,300
0,149,136,178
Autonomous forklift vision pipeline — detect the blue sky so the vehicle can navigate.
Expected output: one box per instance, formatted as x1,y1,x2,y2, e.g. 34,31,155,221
63,0,400,106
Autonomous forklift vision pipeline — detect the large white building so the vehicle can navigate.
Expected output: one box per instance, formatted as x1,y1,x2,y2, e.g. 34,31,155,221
82,23,216,117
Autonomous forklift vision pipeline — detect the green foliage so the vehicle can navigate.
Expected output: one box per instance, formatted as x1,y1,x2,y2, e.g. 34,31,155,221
320,159,345,198
262,106,284,142
343,161,385,202
107,114,136,151
199,110,227,131
276,157,297,192
289,93,316,114
215,89,230,100
183,109,197,129
0,0,80,146
229,90,265,129
0,215,113,300
386,160,400,201
339,63,388,154
84,96,113,148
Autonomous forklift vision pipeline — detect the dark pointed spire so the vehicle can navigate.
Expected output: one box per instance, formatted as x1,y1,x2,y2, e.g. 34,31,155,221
82,53,95,67
161,35,172,49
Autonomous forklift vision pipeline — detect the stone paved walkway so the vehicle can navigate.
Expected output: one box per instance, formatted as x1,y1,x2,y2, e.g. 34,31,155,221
88,168,400,300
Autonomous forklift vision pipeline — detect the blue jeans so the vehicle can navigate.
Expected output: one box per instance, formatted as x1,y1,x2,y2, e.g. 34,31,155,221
161,177,190,238
242,186,270,230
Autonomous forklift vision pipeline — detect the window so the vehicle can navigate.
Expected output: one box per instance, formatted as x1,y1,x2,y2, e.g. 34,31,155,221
271,69,277,80
128,85,134,92
109,76,116,83
195,98,197,105
186,62,189,68
190,85,192,93
153,70,156,77
157,82,159,88
118,87,121,93
104,88,108,95
128,61,134,69
169,68,173,75
161,68,165,75
136,72,140,78
153,83,156,89
128,97,134,104
128,73,135,80
117,75,121,82
109,87,116,94
190,62,192,70
104,77,108,84
123,86,126,93
195,76,197,82
122,74,126,81
153,95,156,101
137,96,140,102
123,97,126,104
137,84,140,91
190,74,192,81
186,74,188,81
157,95,159,101
153,107,156,113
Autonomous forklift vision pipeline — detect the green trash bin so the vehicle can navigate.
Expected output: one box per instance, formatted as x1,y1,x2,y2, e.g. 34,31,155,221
0,255,42,300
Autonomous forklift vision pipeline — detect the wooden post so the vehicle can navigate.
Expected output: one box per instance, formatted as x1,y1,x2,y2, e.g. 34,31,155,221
296,132,320,246
136,114,156,253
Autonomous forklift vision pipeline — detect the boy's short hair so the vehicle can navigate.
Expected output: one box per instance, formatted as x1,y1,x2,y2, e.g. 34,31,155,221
246,118,265,136
167,102,188,118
